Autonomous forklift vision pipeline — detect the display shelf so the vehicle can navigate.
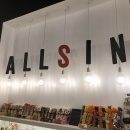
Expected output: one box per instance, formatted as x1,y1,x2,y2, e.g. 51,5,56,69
0,116,109,130
0,116,80,130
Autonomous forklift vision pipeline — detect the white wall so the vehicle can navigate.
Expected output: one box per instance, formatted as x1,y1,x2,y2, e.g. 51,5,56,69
0,0,130,109
0,24,15,107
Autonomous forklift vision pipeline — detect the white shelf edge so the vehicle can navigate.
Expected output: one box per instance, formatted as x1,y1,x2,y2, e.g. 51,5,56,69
0,116,81,130
0,116,110,130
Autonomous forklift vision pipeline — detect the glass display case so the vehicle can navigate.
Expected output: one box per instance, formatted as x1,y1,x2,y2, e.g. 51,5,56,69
0,116,109,130
0,116,79,130
0,119,55,130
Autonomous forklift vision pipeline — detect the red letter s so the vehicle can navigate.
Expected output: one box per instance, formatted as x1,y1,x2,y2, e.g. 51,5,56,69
58,45,70,68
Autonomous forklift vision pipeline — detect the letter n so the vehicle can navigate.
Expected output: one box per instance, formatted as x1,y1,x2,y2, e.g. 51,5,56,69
110,34,126,64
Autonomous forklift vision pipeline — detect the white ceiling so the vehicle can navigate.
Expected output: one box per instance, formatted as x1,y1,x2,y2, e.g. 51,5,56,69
4,0,111,27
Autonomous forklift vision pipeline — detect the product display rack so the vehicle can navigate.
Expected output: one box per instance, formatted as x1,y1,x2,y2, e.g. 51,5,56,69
0,116,109,130
0,116,79,130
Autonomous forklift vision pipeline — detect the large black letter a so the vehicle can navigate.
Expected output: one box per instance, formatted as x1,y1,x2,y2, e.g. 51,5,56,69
6,56,15,74
110,34,126,64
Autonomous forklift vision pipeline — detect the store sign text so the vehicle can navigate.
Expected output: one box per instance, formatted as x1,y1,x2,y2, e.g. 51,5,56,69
5,34,126,74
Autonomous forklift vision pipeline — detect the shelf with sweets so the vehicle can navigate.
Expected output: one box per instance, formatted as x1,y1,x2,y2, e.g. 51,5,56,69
0,116,80,130
0,116,109,130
